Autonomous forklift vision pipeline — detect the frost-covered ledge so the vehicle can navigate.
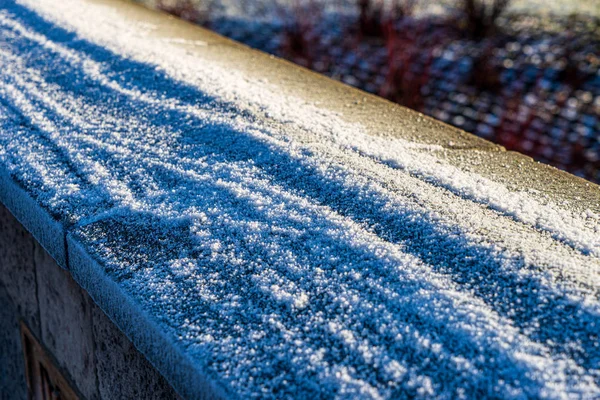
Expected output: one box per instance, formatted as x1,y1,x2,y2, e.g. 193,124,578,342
1,0,600,399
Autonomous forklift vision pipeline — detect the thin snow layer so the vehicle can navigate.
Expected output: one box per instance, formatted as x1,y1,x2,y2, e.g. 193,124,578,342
0,0,599,398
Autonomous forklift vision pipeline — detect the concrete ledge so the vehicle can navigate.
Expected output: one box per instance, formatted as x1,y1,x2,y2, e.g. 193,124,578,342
1,0,599,398
0,204,183,400
34,240,98,400
88,0,598,200
0,168,66,267
67,236,231,400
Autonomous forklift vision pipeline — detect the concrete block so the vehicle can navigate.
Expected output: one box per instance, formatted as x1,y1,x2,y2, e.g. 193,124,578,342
34,242,99,400
0,287,27,400
0,204,40,336
68,236,226,400
91,302,180,400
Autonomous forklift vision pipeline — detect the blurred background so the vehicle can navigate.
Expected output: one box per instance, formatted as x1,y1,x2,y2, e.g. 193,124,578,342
138,0,599,183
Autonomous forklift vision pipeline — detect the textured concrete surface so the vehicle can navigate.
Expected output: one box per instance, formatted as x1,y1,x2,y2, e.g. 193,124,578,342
439,149,600,214
92,303,179,399
67,237,220,400
0,204,37,400
0,169,68,268
0,204,40,337
0,204,179,400
97,0,499,152
88,0,600,205
1,1,599,399
0,205,39,400
0,289,28,400
35,240,99,400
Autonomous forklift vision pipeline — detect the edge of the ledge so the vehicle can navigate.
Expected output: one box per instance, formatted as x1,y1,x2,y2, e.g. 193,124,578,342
0,165,233,400
0,167,67,268
66,235,235,400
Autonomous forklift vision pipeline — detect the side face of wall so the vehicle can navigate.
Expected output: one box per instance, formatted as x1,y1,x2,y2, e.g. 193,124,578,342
0,204,180,400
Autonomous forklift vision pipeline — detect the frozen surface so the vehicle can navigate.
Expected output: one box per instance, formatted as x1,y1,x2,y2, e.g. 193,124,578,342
0,0,599,398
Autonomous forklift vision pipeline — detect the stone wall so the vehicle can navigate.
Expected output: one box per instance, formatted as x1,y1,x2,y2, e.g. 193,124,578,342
0,204,180,400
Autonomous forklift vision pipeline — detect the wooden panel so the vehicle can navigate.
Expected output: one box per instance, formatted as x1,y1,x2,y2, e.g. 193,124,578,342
20,322,80,400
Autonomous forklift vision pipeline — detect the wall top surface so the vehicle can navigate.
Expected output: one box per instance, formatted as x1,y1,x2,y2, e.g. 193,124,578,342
0,0,599,398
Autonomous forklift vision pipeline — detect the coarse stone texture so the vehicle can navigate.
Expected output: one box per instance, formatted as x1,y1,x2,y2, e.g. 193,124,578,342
1,1,600,398
34,239,99,400
91,302,180,400
0,204,40,337
0,288,28,400
0,204,37,400
0,203,180,399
